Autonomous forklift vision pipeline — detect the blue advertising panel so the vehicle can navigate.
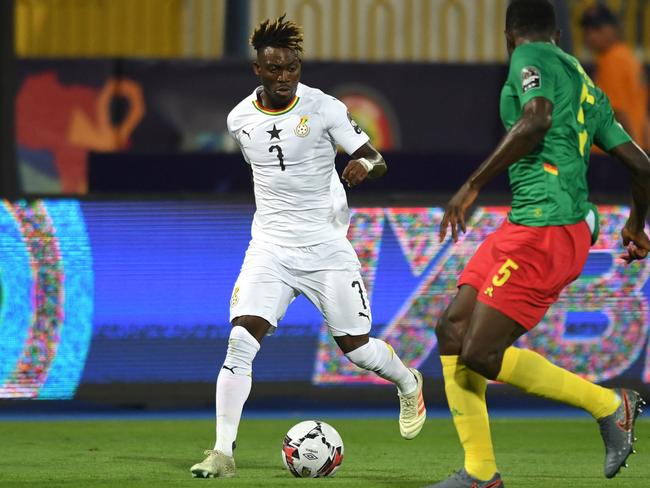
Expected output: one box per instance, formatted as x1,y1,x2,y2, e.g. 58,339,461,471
0,200,648,399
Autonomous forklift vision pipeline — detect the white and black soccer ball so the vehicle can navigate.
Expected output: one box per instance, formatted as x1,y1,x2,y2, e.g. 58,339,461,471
281,420,344,478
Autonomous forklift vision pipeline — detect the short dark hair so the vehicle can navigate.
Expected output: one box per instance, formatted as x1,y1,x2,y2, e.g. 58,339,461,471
250,14,303,55
506,0,557,36
580,4,618,29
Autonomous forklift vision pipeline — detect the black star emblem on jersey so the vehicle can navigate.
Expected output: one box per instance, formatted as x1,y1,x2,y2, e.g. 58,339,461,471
267,124,282,140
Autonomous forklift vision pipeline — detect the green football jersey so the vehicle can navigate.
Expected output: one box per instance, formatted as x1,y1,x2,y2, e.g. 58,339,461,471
500,42,631,227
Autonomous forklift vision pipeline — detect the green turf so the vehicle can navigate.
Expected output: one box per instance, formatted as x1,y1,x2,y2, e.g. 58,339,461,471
0,417,647,487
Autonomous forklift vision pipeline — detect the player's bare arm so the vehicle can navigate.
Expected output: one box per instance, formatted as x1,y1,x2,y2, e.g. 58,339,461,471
439,97,553,242
607,141,650,262
613,109,634,138
341,142,387,187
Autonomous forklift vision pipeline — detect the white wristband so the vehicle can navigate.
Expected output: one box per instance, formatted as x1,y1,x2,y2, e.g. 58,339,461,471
357,157,374,172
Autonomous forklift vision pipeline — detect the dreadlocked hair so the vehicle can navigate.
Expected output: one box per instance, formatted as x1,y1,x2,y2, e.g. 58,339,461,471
250,14,304,55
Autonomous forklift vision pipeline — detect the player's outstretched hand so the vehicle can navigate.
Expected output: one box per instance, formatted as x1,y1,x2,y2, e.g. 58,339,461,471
439,182,479,243
621,224,650,263
342,160,369,187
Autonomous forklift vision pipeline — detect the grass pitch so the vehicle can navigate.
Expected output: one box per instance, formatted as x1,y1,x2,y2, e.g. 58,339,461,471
0,417,647,487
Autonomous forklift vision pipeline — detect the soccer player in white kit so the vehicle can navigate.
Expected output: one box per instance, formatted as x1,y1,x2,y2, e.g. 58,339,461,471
190,15,426,478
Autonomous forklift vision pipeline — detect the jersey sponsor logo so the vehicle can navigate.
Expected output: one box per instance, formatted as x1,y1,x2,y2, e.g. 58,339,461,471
521,66,541,93
294,116,310,137
347,111,363,135
241,128,252,140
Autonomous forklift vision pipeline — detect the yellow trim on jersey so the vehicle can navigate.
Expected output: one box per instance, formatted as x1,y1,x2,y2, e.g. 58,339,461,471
252,96,300,116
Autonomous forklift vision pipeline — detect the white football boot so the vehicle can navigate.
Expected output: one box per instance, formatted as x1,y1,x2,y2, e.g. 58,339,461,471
398,368,426,439
190,450,236,478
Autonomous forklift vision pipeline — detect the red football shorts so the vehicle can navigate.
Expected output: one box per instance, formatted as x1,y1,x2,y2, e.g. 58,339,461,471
458,219,591,330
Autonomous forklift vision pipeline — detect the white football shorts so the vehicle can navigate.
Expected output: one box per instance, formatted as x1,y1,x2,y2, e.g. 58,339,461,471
229,237,372,336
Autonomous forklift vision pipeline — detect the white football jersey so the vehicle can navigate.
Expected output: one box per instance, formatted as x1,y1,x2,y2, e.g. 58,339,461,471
227,83,370,247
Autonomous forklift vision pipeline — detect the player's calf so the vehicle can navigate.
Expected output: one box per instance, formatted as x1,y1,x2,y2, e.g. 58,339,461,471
344,338,426,439
344,338,416,394
212,325,260,462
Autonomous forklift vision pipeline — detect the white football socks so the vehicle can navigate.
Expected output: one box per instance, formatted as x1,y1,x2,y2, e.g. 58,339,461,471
345,338,417,395
214,326,260,456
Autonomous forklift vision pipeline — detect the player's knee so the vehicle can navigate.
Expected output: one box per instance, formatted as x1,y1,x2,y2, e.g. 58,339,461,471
460,343,502,380
344,339,381,372
460,352,490,379
335,333,369,355
435,312,452,343
231,315,271,342
221,326,261,376
436,308,467,354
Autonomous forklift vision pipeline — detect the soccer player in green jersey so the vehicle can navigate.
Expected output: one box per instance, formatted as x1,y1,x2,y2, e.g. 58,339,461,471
429,1,650,487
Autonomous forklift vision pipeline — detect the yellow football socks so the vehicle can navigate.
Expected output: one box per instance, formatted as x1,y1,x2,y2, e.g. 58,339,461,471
497,347,620,419
441,355,497,481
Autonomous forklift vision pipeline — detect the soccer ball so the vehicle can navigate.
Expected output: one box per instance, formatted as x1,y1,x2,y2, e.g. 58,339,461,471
281,420,344,478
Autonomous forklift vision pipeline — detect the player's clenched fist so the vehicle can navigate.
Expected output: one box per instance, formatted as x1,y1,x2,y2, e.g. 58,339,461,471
621,224,650,263
341,160,369,187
